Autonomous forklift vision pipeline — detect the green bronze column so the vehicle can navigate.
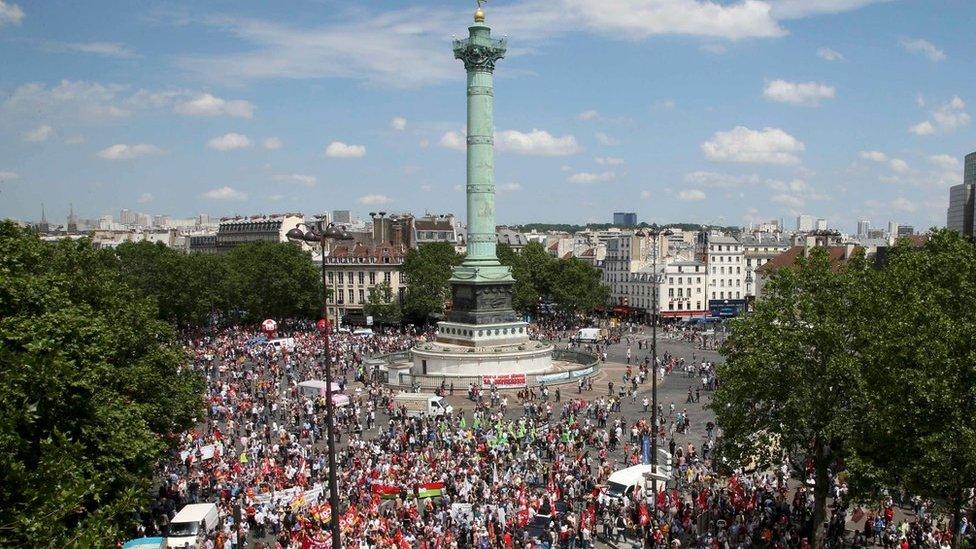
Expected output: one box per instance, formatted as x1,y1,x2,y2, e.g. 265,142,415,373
453,7,509,274
443,5,518,329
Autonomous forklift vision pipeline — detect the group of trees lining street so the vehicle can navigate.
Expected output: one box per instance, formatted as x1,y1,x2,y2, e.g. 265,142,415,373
399,241,610,323
114,238,322,326
714,229,976,548
0,221,204,545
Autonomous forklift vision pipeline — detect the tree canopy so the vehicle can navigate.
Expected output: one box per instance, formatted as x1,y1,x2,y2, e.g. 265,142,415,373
113,240,321,325
714,247,870,548
715,233,976,547
850,231,976,542
0,221,203,546
401,242,463,323
498,242,609,315
362,281,402,325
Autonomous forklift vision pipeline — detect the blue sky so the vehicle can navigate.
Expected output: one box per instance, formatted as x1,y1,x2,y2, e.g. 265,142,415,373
0,0,973,232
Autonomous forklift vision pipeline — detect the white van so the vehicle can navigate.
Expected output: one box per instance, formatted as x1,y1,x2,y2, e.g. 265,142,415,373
266,337,296,352
605,464,669,501
166,503,218,548
393,393,453,417
575,328,602,343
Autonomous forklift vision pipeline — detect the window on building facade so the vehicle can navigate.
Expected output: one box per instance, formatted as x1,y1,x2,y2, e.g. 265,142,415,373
736,291,740,299
369,271,376,284
359,272,365,284
338,272,344,284
337,291,344,304
359,289,365,303
327,271,334,283
669,288,674,297
384,272,391,283
696,301,701,310
348,289,354,303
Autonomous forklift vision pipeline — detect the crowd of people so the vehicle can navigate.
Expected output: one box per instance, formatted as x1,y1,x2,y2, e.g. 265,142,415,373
134,321,973,549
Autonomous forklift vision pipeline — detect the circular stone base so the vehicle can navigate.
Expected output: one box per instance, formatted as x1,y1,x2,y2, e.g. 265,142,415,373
411,340,553,378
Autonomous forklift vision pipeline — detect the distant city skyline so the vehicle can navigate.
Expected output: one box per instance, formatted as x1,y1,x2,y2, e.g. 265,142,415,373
1,0,973,230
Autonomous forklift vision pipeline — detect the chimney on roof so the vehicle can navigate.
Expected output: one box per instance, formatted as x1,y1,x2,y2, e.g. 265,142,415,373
393,223,403,249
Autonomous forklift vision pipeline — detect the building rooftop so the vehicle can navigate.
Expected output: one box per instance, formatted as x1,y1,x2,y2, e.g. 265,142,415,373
756,245,859,274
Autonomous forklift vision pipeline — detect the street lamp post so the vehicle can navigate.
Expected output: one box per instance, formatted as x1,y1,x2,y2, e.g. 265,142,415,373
286,218,352,547
646,224,673,499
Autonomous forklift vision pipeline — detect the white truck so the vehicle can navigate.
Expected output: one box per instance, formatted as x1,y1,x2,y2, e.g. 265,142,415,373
166,503,218,548
393,393,454,418
575,327,603,343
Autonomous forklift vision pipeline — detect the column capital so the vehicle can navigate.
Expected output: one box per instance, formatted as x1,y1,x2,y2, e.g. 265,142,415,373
453,36,506,73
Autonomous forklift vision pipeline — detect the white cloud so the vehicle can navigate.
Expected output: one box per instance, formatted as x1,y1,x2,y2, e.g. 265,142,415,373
97,143,163,160
497,129,581,156
889,158,909,173
900,38,946,62
438,130,466,151
891,197,916,213
23,124,54,142
568,171,616,184
269,194,283,202
273,173,317,187
178,2,789,88
683,171,757,188
594,132,618,146
0,0,23,26
909,121,935,136
65,135,85,145
358,193,392,205
763,79,836,107
911,96,970,136
207,133,253,151
3,81,259,127
0,171,19,182
928,154,961,172
652,99,676,110
771,193,805,208
324,141,366,158
499,182,523,192
202,186,248,201
263,137,283,150
390,116,407,131
137,192,154,204
677,189,706,201
859,150,887,162
702,126,804,165
817,47,843,61
56,41,138,59
595,156,625,166
769,0,893,19
174,93,254,118
578,110,600,121
3,80,130,122
765,178,811,193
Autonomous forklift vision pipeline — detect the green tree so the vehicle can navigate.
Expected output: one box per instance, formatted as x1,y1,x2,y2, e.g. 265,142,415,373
497,243,541,313
0,221,203,546
224,241,321,322
548,257,609,314
402,242,463,323
115,241,228,326
363,281,402,325
850,231,976,543
713,248,869,549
